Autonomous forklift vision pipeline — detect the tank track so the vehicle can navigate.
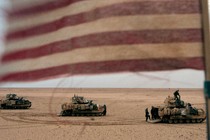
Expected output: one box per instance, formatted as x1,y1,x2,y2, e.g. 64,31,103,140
60,110,106,116
1,105,31,109
162,118,205,124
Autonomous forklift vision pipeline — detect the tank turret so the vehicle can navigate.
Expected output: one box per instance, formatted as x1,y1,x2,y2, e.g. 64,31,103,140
163,95,185,108
60,95,106,116
71,95,89,104
147,90,206,123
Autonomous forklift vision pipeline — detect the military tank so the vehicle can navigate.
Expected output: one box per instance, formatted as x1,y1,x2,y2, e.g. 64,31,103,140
147,90,206,123
60,95,106,116
0,94,32,109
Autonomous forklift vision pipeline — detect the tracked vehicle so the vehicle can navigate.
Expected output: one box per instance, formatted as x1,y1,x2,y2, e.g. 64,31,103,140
0,94,32,109
60,95,106,116
148,90,206,123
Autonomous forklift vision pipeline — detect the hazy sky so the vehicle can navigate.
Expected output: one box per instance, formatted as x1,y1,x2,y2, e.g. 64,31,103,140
0,70,204,88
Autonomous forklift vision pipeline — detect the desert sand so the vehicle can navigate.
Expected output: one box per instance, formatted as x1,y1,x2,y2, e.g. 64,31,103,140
0,88,207,140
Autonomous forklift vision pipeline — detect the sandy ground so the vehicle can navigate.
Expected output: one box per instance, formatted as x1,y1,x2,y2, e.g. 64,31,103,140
0,88,207,140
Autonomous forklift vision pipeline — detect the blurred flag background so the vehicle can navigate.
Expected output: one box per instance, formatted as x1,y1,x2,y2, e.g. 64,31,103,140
0,0,205,88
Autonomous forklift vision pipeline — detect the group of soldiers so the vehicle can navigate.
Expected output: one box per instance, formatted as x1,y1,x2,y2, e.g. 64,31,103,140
145,106,159,121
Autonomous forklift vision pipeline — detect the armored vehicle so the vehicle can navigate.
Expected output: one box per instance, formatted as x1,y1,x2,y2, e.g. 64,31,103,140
60,95,106,116
0,94,32,109
148,90,206,123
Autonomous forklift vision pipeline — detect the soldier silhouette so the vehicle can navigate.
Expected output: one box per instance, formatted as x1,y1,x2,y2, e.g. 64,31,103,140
173,90,180,100
173,90,183,107
151,106,155,120
145,108,150,121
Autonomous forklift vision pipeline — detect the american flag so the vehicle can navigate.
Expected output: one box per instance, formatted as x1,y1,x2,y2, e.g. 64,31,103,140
0,0,204,82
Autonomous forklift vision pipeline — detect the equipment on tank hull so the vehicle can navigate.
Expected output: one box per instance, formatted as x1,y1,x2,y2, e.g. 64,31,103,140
147,90,206,123
60,95,107,116
0,94,32,109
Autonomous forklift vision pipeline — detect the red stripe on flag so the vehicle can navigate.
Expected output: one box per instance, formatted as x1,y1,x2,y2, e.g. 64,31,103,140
0,57,204,82
8,0,83,18
2,29,202,62
7,0,201,41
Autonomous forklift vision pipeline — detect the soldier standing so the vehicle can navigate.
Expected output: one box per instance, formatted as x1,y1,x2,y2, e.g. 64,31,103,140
151,106,155,120
173,90,180,100
174,90,182,107
145,108,150,122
